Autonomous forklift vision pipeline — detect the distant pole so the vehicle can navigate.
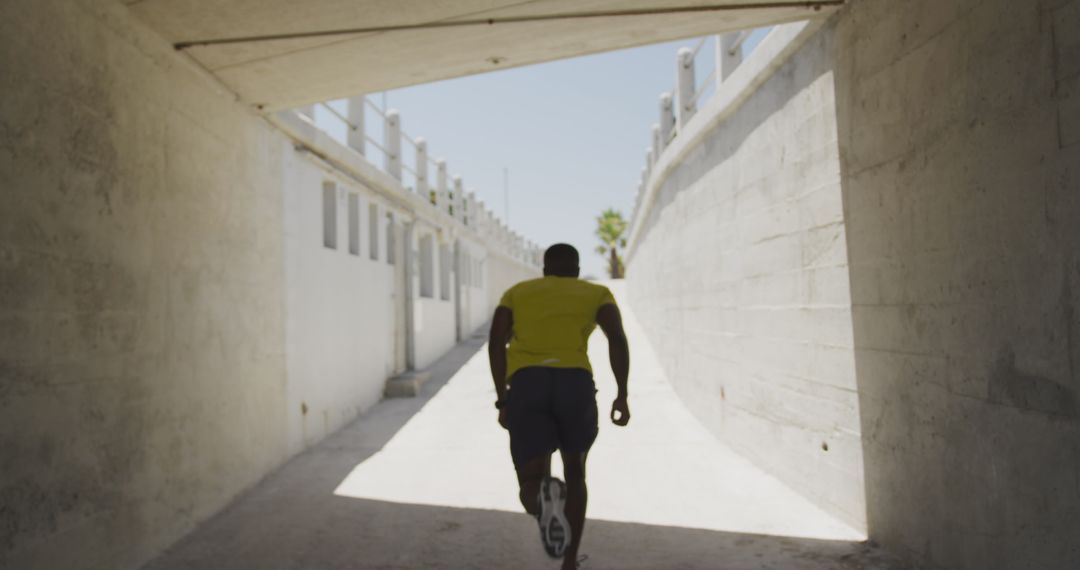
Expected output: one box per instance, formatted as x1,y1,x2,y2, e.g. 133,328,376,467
503,167,510,225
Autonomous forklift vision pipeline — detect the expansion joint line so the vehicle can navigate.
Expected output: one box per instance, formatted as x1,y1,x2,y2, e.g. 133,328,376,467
173,1,844,49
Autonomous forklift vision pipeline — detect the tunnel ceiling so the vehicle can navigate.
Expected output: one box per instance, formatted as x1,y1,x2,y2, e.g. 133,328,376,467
123,0,840,111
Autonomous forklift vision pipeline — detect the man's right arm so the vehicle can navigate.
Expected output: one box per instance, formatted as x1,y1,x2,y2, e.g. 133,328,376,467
597,303,630,426
489,306,513,430
488,306,513,404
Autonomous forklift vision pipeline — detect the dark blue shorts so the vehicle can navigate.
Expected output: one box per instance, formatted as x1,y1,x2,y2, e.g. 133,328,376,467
506,366,599,471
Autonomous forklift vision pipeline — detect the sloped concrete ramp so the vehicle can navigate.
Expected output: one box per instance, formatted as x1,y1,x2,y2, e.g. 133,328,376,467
144,282,898,569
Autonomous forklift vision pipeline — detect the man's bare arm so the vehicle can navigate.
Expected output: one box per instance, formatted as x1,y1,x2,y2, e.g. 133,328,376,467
488,306,513,403
597,303,630,426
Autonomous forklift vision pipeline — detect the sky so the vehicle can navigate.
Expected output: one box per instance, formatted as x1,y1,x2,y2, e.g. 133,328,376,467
316,31,767,278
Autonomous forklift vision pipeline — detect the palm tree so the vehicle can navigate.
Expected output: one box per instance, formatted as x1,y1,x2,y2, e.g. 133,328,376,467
595,208,627,279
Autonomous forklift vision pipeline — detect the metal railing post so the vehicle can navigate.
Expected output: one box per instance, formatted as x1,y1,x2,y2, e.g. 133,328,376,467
718,33,744,82
659,93,675,148
385,109,402,181
436,159,449,214
452,176,464,221
651,124,661,164
465,192,476,227
415,138,429,199
346,95,366,156
636,179,644,211
677,47,697,128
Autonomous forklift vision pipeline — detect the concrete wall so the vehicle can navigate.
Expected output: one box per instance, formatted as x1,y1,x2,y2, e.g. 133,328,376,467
456,239,486,338
283,166,402,455
412,224,458,370
0,1,290,567
628,0,1079,567
625,20,866,530
0,1,538,568
833,0,1080,568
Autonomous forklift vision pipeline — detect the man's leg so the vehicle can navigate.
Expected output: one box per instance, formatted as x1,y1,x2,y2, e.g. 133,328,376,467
551,369,598,568
506,367,569,559
560,450,588,570
516,450,571,560
507,368,556,517
515,454,551,516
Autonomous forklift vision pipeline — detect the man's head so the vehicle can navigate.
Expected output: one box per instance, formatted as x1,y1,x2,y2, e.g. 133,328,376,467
543,243,580,278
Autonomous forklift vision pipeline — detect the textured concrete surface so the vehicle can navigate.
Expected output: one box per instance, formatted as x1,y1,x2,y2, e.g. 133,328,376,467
5,0,1076,568
833,0,1080,568
0,1,537,568
144,282,901,570
626,20,866,531
123,1,839,110
626,1,1080,568
0,1,291,567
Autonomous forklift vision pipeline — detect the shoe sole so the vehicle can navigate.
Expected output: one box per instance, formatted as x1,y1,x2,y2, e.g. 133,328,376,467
538,477,571,558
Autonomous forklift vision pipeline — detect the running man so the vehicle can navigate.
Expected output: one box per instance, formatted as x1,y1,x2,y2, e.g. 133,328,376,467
488,243,631,569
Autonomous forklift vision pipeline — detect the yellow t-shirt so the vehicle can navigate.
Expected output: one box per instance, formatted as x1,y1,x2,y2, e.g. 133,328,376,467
498,276,616,380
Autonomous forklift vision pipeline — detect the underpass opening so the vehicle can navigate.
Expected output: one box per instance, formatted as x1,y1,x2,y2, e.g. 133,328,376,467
332,283,863,542
5,0,1077,569
145,286,894,570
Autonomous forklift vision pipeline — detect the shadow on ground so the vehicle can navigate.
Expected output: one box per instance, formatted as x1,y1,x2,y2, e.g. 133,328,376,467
147,497,894,570
144,331,903,570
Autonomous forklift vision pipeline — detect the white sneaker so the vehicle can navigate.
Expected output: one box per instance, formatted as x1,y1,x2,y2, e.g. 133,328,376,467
537,476,570,558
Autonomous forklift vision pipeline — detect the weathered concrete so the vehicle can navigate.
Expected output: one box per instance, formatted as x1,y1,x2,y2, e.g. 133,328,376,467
0,1,291,567
833,0,1080,568
383,370,432,398
5,0,1077,568
0,1,537,568
626,20,866,532
124,0,841,110
626,1,1080,568
143,282,901,570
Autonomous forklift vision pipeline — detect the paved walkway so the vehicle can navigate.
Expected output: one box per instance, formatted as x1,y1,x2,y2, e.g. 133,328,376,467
145,282,900,570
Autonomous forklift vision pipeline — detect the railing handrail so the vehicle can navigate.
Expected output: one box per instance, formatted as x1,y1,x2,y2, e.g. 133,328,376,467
297,97,539,266
692,67,717,105
364,97,387,118
319,101,357,131
689,36,708,59
365,135,387,155
727,30,751,56
632,28,770,239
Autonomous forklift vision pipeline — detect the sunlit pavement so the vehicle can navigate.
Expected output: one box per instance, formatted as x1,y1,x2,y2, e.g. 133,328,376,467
146,282,900,570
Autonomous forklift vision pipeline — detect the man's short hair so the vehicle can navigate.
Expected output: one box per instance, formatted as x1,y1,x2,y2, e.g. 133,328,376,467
544,243,579,275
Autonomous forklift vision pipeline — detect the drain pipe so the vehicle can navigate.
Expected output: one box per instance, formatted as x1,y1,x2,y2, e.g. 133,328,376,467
454,239,463,342
404,220,416,370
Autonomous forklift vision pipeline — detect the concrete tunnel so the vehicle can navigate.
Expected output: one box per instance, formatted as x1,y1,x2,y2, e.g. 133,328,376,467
1,0,1078,569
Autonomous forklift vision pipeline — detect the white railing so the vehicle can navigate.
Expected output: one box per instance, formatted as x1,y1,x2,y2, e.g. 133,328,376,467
630,27,772,235
296,97,541,266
